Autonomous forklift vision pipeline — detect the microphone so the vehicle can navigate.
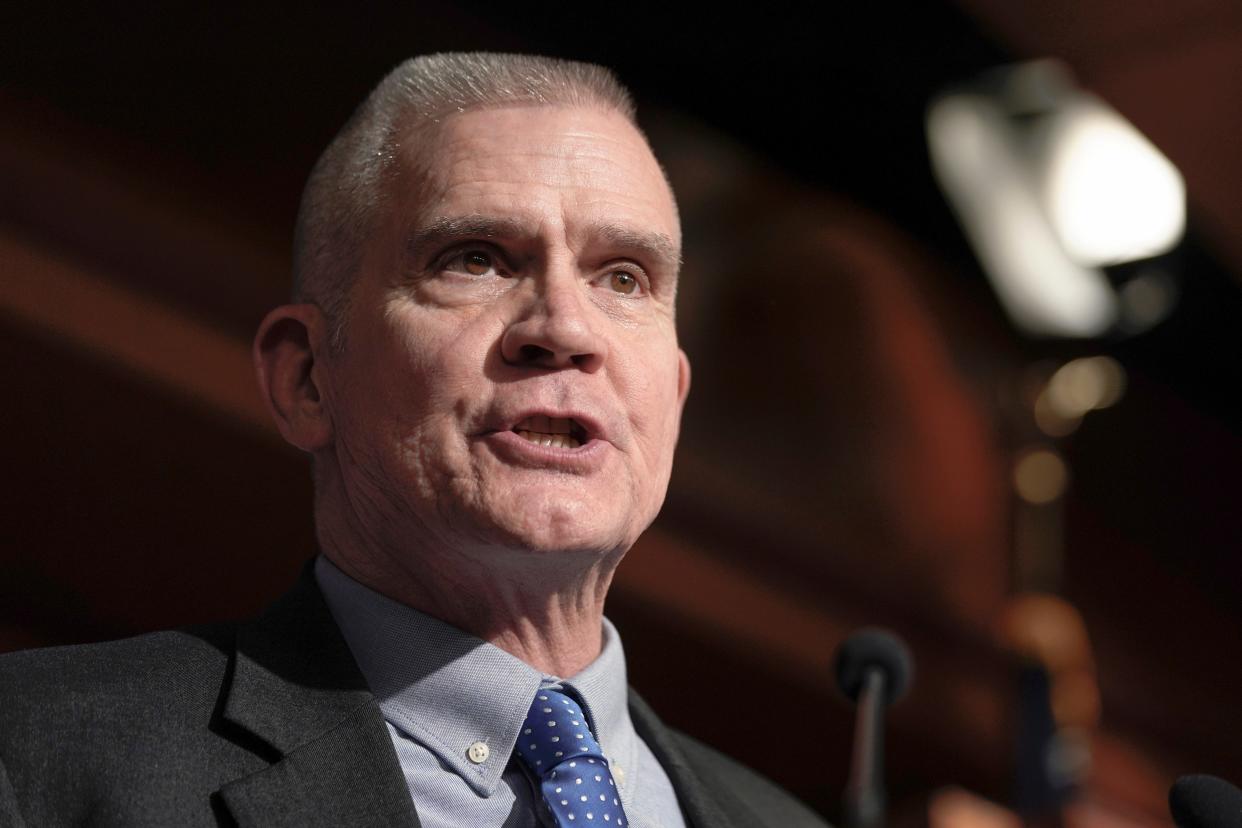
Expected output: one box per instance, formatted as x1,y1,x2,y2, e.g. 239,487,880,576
834,628,914,828
1170,774,1242,828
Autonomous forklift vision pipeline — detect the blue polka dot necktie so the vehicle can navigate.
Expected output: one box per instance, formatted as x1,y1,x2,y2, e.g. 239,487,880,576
516,688,629,826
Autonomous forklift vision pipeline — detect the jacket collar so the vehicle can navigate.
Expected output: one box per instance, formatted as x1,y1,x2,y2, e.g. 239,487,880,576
210,562,755,828
628,690,759,828
214,562,420,827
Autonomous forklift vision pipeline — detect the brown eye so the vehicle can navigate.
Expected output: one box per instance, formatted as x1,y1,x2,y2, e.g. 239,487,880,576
463,251,492,276
609,271,638,294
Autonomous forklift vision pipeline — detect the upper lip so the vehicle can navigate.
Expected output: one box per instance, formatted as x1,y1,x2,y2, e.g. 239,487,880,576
483,409,607,443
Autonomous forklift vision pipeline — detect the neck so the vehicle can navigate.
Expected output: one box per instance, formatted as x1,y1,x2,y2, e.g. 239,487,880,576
317,501,621,677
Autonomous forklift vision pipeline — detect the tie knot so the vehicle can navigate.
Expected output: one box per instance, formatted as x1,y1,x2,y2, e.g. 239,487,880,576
516,688,605,772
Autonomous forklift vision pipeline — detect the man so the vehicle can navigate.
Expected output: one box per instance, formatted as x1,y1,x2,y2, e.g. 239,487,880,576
0,53,828,827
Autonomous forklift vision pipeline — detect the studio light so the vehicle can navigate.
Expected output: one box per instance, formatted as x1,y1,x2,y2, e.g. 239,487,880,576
927,60,1185,340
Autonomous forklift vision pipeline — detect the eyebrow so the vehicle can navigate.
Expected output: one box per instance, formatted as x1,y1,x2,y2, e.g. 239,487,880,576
592,223,682,272
405,215,529,258
405,215,682,272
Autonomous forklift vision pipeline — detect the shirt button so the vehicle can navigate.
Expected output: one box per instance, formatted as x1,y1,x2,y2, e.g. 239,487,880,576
612,762,626,787
467,741,490,764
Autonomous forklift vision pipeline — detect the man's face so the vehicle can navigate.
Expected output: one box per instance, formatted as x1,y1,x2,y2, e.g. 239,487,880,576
322,105,689,562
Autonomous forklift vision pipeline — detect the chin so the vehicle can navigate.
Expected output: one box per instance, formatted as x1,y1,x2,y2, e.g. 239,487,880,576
469,491,639,557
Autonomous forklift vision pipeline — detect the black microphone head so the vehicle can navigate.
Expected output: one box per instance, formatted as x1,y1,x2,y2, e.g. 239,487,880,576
833,627,914,705
1170,774,1242,828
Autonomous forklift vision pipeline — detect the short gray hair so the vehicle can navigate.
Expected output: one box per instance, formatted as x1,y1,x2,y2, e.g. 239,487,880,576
292,52,638,351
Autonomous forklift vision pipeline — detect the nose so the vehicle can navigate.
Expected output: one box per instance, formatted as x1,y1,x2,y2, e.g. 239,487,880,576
500,267,607,372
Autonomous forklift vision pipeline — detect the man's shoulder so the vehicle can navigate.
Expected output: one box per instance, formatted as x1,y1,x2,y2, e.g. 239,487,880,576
0,623,234,711
0,623,266,827
0,624,238,759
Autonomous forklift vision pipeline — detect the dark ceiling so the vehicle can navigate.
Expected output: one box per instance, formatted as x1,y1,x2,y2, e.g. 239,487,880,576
4,1,1239,426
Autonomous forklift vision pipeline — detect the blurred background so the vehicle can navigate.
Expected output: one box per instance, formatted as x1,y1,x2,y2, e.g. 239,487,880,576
3,2,1240,825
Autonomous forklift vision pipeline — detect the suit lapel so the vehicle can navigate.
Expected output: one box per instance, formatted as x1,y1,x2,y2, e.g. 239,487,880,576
215,564,420,828
628,691,755,828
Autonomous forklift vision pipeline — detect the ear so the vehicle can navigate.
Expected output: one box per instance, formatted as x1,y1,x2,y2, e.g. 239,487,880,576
676,348,692,414
253,304,333,452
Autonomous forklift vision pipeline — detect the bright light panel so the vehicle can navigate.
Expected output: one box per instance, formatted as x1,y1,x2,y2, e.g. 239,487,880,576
928,96,1119,338
1040,99,1185,267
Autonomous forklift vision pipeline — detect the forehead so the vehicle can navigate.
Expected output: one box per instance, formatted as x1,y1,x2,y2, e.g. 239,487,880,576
396,105,680,253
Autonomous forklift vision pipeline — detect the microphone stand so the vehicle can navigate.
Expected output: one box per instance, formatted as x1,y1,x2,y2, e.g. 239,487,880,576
835,628,912,828
844,667,887,828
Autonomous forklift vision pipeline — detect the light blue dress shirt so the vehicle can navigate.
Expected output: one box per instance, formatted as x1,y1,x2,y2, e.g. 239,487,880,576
315,557,687,828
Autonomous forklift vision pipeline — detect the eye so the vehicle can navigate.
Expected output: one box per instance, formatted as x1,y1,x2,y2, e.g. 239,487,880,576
463,251,491,276
442,248,503,278
607,269,641,295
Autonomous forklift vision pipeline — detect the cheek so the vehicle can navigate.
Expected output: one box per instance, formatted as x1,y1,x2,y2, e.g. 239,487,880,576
388,318,499,468
332,340,442,476
372,314,485,436
621,355,684,470
412,308,499,392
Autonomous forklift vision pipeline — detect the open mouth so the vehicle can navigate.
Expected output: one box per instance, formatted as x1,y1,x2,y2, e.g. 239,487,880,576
511,415,588,449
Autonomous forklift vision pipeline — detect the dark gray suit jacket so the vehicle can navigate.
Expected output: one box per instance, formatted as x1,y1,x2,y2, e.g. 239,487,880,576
0,569,829,827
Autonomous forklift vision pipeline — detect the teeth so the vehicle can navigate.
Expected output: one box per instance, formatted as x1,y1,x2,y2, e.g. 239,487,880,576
517,430,581,449
514,415,573,435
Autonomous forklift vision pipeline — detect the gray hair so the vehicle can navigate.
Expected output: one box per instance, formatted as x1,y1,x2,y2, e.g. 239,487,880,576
292,52,638,351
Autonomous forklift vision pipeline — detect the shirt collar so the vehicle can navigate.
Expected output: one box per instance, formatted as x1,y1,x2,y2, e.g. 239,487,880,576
314,556,635,797
561,618,637,783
